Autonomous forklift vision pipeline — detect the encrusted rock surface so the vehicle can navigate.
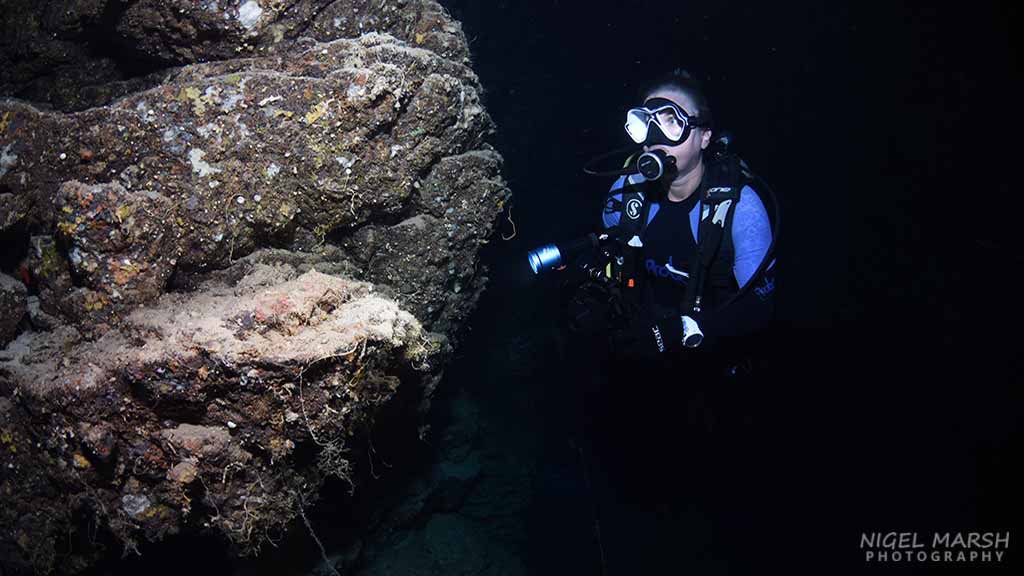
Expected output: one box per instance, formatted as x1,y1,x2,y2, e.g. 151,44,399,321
0,1,508,573
55,180,178,316
0,0,470,112
2,30,499,335
1,256,441,573
114,0,470,68
0,272,27,345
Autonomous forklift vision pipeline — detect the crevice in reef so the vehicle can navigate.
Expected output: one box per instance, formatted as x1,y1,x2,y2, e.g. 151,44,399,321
53,234,90,291
323,205,423,247
0,1,173,111
0,217,29,277
86,0,174,80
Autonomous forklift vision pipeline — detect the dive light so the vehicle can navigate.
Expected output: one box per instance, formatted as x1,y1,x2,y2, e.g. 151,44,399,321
526,233,601,275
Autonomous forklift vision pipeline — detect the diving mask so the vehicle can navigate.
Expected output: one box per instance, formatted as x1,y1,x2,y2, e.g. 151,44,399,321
624,98,706,146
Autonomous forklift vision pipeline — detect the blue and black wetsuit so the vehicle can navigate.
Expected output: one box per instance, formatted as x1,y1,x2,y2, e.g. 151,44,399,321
602,169,774,340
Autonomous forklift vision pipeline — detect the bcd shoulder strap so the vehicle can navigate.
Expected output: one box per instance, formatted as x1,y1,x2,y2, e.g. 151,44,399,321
615,180,651,292
607,152,652,242
683,154,751,314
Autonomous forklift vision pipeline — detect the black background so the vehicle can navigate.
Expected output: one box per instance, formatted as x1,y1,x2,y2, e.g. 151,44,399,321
442,0,1020,573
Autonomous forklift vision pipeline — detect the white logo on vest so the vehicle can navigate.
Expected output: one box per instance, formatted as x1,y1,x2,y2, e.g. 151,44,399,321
626,198,642,220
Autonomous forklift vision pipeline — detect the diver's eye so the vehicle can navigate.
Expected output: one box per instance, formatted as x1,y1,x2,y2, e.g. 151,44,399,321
657,112,680,126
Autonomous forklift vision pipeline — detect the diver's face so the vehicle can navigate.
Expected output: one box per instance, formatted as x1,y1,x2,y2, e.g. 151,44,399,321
642,88,712,178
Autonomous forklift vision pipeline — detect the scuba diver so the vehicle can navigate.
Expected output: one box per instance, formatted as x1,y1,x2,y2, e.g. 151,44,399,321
530,68,778,367
525,70,781,572
603,70,776,361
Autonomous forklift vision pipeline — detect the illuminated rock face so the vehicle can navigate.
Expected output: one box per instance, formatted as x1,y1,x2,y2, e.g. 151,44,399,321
0,2,508,573
0,0,471,112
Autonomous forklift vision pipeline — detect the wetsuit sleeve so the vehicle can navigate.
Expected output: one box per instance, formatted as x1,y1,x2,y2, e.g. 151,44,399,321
706,184,776,341
732,185,772,288
602,176,627,229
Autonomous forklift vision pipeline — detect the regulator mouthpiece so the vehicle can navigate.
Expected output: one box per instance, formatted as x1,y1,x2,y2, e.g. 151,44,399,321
637,149,676,181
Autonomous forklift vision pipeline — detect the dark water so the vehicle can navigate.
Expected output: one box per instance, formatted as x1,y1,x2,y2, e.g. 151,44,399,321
81,1,1019,574
439,0,1020,574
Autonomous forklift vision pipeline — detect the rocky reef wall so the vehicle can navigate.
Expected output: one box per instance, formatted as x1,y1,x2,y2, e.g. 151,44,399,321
0,1,508,573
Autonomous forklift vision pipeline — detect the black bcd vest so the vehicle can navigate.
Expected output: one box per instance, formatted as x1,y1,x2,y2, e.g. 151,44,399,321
606,152,757,315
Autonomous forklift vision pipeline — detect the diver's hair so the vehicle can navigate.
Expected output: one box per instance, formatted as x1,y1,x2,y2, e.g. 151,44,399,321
641,68,714,130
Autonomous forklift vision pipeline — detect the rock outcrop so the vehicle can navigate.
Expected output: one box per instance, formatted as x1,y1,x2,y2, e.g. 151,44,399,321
2,254,441,573
0,0,470,112
0,1,508,573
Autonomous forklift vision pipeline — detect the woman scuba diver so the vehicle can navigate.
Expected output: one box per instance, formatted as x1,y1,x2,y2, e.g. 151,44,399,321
532,68,779,360
527,70,782,574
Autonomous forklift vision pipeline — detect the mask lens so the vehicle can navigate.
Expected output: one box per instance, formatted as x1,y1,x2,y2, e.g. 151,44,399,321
625,108,652,144
653,107,686,141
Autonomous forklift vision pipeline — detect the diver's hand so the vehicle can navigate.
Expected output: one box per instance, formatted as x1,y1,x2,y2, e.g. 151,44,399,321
610,311,707,357
610,317,679,359
609,324,660,359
